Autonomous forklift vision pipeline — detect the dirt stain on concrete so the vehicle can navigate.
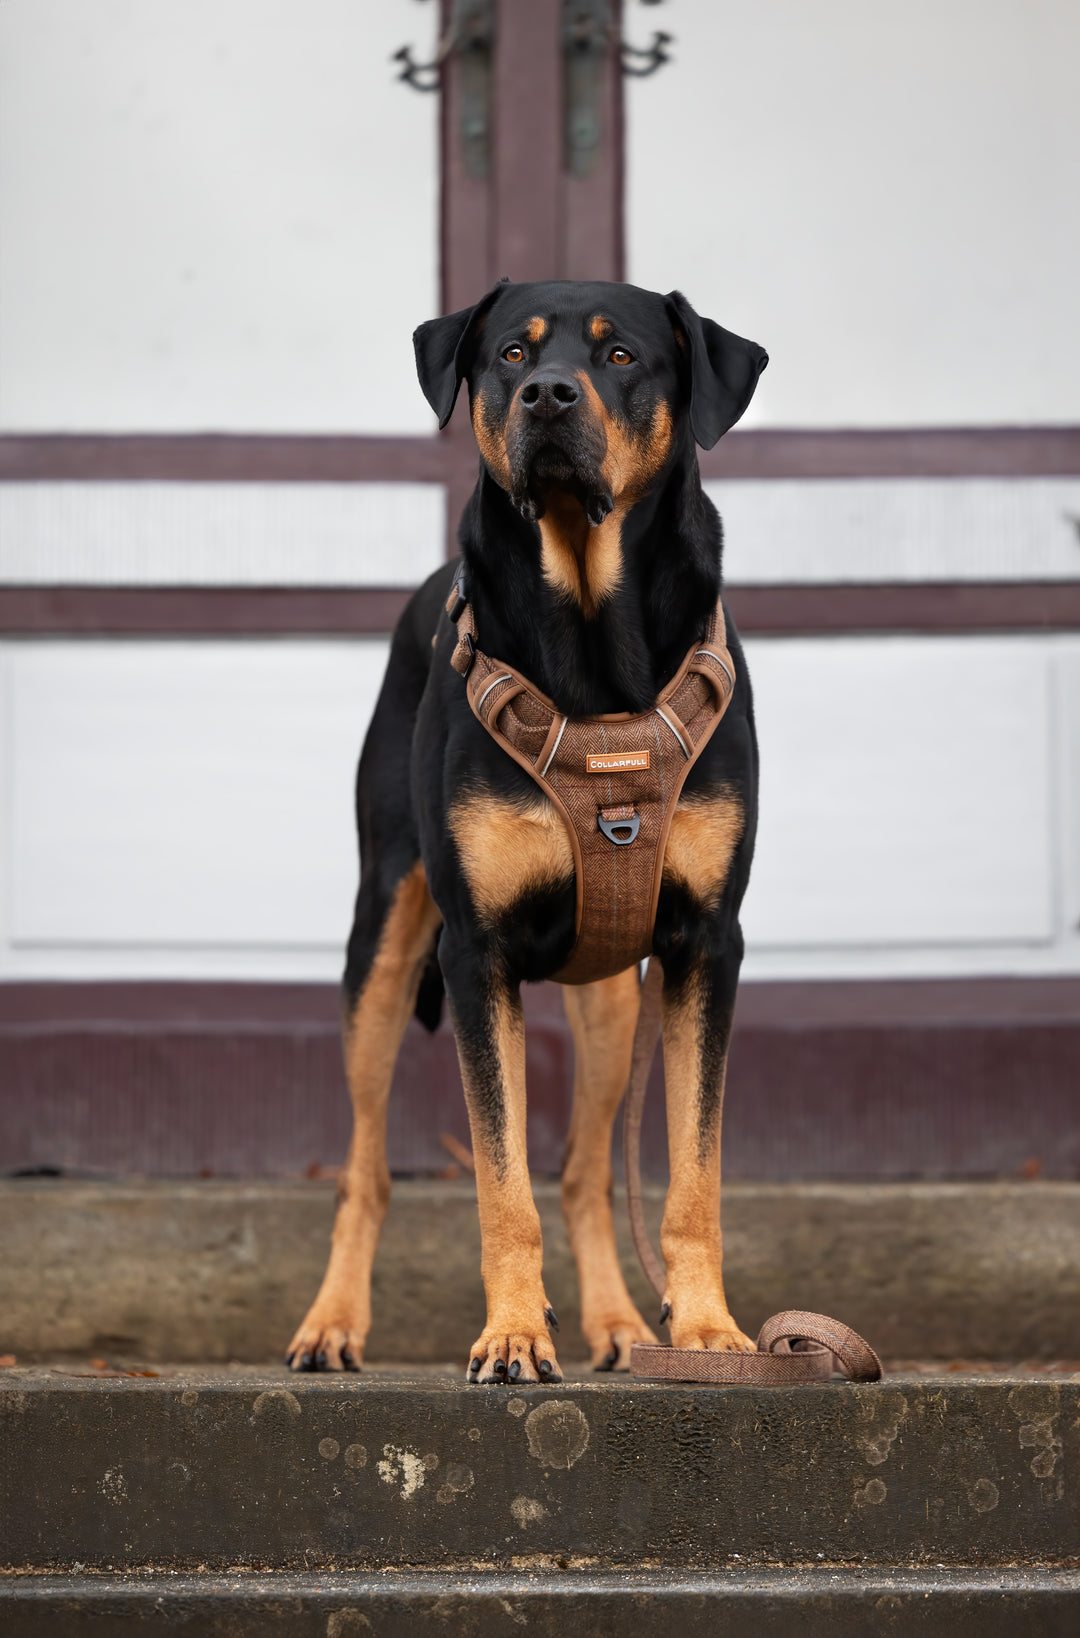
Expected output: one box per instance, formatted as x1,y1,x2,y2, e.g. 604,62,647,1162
525,1400,590,1469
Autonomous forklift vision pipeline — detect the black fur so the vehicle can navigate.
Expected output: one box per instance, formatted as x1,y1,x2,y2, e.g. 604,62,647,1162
346,278,766,1158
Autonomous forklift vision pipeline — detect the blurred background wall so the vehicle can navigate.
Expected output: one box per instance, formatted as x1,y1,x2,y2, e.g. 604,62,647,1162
1,0,1077,1179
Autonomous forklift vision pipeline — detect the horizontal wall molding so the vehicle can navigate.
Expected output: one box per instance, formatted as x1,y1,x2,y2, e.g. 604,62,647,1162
3,582,1079,636
2,978,1077,1179
2,426,1078,483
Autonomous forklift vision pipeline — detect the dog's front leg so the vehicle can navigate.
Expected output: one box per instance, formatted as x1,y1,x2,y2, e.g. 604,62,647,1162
441,933,561,1384
657,929,755,1354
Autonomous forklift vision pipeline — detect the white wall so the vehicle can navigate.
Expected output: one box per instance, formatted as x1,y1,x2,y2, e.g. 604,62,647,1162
627,0,1080,427
2,633,1077,983
0,0,439,433
0,483,445,587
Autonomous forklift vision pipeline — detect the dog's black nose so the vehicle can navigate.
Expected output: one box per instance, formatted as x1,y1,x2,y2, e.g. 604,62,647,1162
520,372,580,419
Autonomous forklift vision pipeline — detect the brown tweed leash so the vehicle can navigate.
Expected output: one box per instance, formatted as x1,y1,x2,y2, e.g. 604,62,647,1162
623,960,884,1385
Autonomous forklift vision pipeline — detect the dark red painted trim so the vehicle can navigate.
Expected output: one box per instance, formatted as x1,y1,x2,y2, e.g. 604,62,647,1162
3,582,1078,637
3,427,1077,483
700,426,1080,480
3,975,1076,1028
2,977,1077,1180
0,434,449,483
0,587,416,636
725,582,1080,635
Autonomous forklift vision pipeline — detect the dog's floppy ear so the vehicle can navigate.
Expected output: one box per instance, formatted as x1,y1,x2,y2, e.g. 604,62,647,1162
665,290,768,449
413,279,509,428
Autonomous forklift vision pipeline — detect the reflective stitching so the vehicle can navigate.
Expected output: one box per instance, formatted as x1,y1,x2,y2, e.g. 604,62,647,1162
655,706,691,758
539,715,567,777
695,648,735,689
476,672,512,714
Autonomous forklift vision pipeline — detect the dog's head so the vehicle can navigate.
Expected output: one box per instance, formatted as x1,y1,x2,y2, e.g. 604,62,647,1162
414,279,767,526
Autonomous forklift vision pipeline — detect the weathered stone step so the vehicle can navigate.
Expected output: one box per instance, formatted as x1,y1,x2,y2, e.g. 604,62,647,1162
3,1178,1078,1364
2,1568,1078,1637
3,1371,1077,1574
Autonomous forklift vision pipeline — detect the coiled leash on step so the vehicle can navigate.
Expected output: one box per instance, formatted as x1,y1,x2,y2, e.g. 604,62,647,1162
623,961,883,1385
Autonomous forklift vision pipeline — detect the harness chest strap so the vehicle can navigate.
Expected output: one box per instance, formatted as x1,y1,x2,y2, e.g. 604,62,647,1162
445,577,737,986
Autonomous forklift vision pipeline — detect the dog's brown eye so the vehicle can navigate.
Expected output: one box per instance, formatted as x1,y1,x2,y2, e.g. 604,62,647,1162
503,344,524,363
609,347,633,365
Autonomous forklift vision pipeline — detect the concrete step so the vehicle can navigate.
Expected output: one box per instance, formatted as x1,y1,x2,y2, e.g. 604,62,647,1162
3,1368,1077,1574
1,1178,1078,1364
3,1568,1078,1636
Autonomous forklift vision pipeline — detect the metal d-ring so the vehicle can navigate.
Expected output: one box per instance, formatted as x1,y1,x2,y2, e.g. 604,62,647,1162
598,810,640,845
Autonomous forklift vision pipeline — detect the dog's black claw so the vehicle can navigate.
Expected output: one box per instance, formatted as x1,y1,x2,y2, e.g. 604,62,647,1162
508,1360,521,1381
659,1301,672,1326
538,1359,554,1378
596,1348,618,1372
469,1357,482,1375
341,1349,358,1372
283,1351,295,1368
299,1351,313,1371
316,1350,328,1371
493,1358,508,1378
544,1305,559,1332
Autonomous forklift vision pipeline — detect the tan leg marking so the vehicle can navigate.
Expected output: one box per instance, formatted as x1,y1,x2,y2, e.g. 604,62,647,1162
287,862,442,1371
660,970,752,1355
663,790,745,906
457,989,562,1383
450,791,573,923
561,969,658,1369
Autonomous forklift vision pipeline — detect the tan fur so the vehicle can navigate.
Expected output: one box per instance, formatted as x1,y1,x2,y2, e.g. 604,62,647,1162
286,863,442,1370
535,381,672,618
561,970,658,1367
658,971,754,1354
524,315,548,344
471,388,512,487
537,490,625,619
450,791,574,922
663,790,745,907
590,314,613,342
457,988,561,1380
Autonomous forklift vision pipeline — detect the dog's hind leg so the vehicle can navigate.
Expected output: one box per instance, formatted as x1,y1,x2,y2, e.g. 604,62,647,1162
287,859,441,1372
561,970,659,1369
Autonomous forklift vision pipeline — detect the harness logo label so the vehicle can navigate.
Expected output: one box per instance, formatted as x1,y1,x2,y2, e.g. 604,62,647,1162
586,751,650,773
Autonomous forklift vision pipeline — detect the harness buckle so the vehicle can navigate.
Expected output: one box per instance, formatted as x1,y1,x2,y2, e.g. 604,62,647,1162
598,806,640,846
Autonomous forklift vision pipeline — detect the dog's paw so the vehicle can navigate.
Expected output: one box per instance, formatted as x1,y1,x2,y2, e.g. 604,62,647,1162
586,1311,658,1371
285,1312,364,1373
466,1322,561,1385
667,1300,755,1354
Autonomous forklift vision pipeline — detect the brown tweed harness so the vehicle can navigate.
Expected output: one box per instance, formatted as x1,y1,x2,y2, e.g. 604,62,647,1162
446,568,737,986
444,567,883,1386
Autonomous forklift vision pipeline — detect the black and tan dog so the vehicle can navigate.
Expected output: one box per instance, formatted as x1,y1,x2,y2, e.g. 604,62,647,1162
287,278,767,1383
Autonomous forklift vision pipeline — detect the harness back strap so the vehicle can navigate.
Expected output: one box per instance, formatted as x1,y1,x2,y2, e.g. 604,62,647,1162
446,579,737,985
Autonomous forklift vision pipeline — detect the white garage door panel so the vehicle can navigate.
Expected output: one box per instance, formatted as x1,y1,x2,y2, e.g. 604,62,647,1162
709,479,1080,585
8,641,389,949
0,0,438,433
0,483,446,588
741,637,1054,946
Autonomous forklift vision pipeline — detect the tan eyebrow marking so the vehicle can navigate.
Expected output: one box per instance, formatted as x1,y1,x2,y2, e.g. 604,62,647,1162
524,316,547,344
590,315,613,342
